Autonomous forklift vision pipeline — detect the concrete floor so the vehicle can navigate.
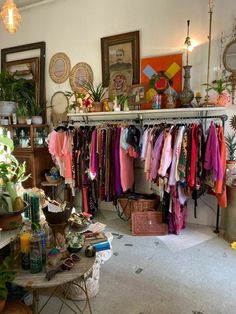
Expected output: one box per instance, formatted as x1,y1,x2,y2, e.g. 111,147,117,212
38,210,236,314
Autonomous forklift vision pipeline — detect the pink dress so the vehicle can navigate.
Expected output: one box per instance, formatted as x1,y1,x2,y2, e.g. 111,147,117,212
119,128,134,192
48,130,73,186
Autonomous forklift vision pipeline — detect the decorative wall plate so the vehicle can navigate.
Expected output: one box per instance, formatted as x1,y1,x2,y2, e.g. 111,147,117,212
50,91,69,126
49,52,71,84
69,62,93,93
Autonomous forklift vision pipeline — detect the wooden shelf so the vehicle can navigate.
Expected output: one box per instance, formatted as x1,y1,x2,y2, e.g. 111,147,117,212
67,107,227,122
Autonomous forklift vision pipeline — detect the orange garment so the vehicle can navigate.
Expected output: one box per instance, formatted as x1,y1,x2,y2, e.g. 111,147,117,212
215,126,227,208
119,128,134,192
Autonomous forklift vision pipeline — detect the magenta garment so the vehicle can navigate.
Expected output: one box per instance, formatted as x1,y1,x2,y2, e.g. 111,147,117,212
119,128,134,192
115,128,122,196
204,122,223,181
90,129,97,178
151,131,164,180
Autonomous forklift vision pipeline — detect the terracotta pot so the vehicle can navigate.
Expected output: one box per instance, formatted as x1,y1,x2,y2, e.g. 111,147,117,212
92,102,103,112
216,93,228,106
0,299,6,312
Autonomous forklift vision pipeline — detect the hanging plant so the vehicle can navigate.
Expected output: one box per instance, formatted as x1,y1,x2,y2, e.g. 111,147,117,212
149,72,171,94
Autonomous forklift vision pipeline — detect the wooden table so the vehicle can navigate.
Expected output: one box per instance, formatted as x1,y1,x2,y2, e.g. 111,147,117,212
14,253,95,314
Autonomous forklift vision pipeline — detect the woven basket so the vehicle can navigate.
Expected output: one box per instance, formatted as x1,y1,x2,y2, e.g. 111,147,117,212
42,203,72,225
117,195,159,220
45,175,62,184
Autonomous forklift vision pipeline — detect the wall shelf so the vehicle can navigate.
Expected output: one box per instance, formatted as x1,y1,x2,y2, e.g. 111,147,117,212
67,106,227,123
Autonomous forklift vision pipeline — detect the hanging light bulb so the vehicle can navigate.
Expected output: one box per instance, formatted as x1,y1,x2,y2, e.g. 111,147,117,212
0,0,21,34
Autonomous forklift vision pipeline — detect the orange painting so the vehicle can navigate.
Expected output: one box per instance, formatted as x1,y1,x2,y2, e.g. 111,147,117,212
141,53,182,109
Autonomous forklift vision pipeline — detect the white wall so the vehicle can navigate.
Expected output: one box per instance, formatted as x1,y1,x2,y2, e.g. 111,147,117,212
0,0,235,226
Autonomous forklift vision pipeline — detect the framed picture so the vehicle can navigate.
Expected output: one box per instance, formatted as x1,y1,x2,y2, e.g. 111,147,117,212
128,84,145,110
101,31,140,87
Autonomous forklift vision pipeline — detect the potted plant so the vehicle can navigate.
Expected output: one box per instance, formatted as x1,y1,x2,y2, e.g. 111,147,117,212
0,256,16,311
82,81,107,112
16,104,29,125
225,133,236,171
117,94,129,111
203,79,231,106
0,133,30,210
26,95,43,125
0,71,34,117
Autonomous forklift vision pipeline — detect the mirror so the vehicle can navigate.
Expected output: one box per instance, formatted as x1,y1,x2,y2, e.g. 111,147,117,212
49,52,71,84
223,39,236,104
223,40,236,71
1,42,46,116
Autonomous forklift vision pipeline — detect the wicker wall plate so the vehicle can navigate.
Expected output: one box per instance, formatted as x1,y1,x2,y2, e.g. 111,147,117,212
49,52,71,84
69,62,93,93
50,91,69,126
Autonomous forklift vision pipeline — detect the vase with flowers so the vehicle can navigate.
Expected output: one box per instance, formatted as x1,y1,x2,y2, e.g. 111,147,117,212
66,91,93,113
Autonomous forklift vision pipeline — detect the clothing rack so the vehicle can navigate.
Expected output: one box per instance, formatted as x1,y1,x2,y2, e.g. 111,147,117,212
67,113,228,126
67,112,227,233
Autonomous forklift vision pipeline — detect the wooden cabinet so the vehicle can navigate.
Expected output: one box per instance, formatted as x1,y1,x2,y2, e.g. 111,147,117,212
1,124,53,188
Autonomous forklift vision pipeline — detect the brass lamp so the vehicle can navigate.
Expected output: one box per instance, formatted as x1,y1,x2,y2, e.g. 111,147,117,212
0,0,21,34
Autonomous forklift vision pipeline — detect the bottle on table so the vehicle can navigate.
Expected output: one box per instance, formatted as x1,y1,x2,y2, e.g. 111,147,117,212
29,234,42,273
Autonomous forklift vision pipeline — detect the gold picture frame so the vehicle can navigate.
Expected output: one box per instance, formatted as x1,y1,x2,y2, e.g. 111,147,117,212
101,31,140,87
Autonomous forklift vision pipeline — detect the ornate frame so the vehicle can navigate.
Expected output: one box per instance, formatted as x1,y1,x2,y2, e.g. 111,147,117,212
101,31,140,86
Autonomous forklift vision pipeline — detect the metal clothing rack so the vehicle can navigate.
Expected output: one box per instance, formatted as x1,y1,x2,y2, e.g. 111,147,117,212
67,111,228,233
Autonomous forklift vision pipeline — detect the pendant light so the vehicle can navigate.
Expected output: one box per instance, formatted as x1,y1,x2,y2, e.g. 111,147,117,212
0,0,21,34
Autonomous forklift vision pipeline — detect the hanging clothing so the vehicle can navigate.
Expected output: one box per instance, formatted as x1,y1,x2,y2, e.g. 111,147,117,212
204,122,223,181
158,126,173,177
48,130,73,186
215,126,227,208
119,128,134,192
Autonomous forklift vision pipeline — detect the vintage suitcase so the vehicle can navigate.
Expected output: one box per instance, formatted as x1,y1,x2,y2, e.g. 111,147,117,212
131,211,168,236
